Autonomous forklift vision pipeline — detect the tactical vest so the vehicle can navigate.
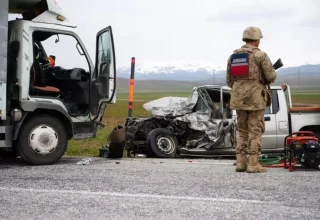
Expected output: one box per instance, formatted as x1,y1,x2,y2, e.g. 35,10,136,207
229,47,260,82
230,46,272,106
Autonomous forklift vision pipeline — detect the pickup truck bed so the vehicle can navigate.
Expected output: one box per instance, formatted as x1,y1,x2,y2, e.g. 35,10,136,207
262,85,320,154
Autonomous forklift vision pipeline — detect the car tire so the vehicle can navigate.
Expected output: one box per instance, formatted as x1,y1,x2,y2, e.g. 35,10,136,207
146,128,178,158
16,114,68,165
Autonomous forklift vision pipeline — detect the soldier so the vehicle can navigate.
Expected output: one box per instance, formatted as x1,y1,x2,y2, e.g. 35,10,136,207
226,27,277,173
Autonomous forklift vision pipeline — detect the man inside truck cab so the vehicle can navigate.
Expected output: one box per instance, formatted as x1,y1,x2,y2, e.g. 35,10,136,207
30,42,60,94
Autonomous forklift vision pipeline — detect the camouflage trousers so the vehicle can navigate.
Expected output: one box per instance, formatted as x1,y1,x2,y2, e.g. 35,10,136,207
236,109,265,155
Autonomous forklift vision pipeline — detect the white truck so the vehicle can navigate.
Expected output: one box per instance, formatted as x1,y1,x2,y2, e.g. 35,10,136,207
0,0,116,164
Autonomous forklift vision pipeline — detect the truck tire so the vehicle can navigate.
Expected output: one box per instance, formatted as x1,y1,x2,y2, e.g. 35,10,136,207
16,114,68,165
146,128,178,158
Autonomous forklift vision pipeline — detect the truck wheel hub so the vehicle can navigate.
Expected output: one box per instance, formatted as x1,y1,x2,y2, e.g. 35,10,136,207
29,125,59,155
156,136,175,154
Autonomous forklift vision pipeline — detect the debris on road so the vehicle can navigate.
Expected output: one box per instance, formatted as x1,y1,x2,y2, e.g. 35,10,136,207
76,158,92,165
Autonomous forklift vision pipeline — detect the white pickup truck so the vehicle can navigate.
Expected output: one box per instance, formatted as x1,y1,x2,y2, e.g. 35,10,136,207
260,83,320,154
211,83,320,155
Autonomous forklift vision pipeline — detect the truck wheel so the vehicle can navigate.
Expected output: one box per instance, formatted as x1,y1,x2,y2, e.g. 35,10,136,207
146,128,178,158
16,115,68,165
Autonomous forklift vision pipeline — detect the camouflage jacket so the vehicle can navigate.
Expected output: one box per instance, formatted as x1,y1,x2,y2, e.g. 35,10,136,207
226,45,277,110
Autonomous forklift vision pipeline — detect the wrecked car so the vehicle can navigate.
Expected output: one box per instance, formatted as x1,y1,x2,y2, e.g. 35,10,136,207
124,85,237,158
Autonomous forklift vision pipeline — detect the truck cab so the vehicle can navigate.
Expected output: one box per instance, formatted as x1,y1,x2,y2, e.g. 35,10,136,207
0,0,116,164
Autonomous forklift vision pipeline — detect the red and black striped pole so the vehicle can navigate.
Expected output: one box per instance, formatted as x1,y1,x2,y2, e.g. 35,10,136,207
128,57,135,117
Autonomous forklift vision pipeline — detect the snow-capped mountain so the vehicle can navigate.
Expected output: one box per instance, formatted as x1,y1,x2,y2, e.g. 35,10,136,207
117,60,225,81
116,60,320,83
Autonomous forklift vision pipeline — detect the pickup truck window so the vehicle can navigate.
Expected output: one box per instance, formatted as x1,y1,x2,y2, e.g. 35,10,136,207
264,90,279,114
272,89,280,114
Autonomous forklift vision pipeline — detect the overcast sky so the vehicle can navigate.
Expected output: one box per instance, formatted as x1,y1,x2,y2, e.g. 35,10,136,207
10,0,320,69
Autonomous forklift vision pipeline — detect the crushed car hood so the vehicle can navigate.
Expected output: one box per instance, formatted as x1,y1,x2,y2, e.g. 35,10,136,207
126,87,235,148
143,96,188,113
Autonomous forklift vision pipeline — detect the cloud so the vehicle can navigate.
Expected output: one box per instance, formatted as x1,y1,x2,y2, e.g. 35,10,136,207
298,15,320,28
7,0,320,69
296,1,320,29
206,3,294,23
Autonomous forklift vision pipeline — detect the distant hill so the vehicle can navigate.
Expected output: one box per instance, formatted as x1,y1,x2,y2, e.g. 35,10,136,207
116,77,200,93
115,63,320,93
117,63,320,82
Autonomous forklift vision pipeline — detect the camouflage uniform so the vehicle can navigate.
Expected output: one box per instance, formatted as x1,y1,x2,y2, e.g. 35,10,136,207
226,27,277,173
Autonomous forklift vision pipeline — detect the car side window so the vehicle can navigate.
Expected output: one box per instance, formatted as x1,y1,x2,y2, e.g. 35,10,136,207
264,89,280,115
272,89,280,114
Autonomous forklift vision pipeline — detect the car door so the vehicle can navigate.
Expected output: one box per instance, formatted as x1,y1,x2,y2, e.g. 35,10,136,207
261,90,278,150
89,26,116,122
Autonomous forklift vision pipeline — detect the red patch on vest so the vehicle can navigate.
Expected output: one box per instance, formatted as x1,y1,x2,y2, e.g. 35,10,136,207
230,53,249,77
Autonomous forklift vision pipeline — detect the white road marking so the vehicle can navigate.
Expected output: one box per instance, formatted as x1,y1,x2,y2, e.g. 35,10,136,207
122,158,235,165
0,186,283,206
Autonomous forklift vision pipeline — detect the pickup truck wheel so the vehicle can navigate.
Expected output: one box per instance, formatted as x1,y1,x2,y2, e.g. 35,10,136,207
146,128,178,158
16,115,68,165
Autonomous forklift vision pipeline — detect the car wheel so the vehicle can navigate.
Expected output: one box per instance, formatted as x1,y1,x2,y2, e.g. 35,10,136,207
16,114,68,165
146,128,178,158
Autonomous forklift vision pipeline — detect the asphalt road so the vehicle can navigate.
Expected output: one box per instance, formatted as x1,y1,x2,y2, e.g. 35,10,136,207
1,157,320,220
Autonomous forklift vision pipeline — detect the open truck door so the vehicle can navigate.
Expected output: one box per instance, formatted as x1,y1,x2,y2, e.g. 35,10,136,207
90,26,116,122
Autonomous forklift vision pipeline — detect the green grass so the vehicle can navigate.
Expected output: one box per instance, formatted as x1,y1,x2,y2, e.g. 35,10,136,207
291,93,320,104
65,91,320,157
290,86,320,94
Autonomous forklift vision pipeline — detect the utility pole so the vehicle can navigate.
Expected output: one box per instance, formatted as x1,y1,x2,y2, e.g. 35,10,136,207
128,57,135,117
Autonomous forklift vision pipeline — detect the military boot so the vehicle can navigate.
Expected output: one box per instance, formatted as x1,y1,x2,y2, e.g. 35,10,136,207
246,154,267,173
236,154,247,172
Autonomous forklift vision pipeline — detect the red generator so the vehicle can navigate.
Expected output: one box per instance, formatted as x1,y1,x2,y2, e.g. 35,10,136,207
283,131,320,172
